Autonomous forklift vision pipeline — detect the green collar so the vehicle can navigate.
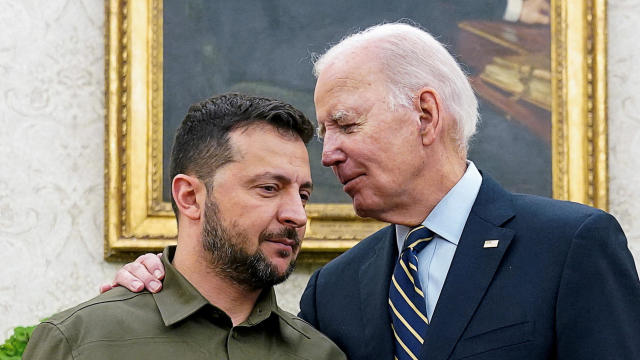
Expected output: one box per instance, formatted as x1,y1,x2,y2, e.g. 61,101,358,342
152,246,299,333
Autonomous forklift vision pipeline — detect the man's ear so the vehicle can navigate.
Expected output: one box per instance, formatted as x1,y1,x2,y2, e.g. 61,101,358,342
172,174,205,221
415,88,441,146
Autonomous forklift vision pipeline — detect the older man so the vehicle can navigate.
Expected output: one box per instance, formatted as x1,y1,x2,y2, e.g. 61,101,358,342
24,94,345,360
107,24,640,360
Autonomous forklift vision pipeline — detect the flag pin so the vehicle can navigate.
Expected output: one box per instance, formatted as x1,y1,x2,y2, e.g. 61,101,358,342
483,240,499,248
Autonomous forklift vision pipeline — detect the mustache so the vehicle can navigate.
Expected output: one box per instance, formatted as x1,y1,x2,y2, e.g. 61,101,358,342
259,227,301,247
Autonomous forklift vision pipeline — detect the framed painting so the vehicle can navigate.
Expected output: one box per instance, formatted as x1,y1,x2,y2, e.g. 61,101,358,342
105,0,608,261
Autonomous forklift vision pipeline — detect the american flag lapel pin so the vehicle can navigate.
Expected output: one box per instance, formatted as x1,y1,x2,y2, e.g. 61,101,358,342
483,240,499,248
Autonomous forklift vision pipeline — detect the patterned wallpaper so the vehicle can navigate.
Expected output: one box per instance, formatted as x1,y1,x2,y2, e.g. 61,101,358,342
0,0,121,337
0,0,639,339
608,0,640,264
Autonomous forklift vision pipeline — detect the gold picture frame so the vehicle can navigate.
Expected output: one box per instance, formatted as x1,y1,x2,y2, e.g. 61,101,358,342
104,0,608,261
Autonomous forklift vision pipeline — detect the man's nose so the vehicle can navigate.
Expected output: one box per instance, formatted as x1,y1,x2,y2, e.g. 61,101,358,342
278,195,307,228
321,134,346,167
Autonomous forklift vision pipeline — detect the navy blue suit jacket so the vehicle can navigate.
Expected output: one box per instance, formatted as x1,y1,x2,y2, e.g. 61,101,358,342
299,175,640,359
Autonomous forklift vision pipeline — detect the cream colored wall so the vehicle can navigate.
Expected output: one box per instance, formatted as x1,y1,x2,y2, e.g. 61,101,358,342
0,0,122,337
1,0,639,338
608,0,640,264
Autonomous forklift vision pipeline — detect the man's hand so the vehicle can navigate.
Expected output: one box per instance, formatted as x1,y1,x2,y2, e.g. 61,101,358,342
99,253,166,294
519,0,550,25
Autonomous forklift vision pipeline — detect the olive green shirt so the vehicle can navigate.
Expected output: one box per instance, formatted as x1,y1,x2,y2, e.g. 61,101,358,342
23,246,345,360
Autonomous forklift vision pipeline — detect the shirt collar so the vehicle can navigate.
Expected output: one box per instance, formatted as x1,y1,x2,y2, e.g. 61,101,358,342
395,161,482,252
153,246,308,333
153,246,210,326
242,285,279,327
153,246,284,327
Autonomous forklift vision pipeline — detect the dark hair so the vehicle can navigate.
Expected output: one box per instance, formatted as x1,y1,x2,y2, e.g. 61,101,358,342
169,93,314,218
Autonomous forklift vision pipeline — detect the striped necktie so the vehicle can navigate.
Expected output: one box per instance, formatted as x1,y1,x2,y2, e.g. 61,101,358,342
389,225,434,360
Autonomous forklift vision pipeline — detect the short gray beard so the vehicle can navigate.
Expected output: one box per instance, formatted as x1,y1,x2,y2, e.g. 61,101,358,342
201,199,298,290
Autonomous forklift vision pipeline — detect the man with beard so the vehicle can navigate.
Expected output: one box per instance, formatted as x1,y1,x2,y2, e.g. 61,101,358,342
22,93,346,360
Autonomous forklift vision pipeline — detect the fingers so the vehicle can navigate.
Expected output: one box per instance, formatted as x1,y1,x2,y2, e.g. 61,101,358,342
111,253,166,293
123,261,163,292
99,282,118,294
101,253,166,294
136,253,166,280
113,266,145,292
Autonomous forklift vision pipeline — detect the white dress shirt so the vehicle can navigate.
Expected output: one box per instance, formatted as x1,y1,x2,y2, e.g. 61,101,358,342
395,161,482,320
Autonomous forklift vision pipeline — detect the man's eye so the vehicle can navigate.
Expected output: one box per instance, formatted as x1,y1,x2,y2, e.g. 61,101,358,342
340,124,356,133
300,193,310,202
261,185,277,192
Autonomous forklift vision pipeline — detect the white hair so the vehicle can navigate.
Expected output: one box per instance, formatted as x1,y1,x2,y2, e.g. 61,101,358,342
313,22,479,154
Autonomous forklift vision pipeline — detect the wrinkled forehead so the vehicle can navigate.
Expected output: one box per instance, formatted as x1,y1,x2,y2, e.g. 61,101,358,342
314,70,391,134
314,64,385,109
315,72,365,102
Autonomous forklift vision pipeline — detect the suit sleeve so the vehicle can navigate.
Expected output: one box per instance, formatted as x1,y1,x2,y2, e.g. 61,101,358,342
22,322,74,360
298,268,321,328
556,211,640,359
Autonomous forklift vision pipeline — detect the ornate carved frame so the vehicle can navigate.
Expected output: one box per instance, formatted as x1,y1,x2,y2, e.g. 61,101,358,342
104,0,608,261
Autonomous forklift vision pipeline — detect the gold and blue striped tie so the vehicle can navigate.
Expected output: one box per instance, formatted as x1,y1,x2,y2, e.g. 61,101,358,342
389,225,433,360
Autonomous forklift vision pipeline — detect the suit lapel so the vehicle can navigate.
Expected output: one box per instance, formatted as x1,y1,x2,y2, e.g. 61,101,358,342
359,225,397,359
421,175,516,360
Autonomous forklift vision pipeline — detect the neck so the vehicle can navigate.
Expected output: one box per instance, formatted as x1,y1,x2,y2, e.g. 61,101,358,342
173,242,262,326
387,157,467,226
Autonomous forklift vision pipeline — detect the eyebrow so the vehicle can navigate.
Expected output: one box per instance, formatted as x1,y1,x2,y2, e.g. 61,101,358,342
331,110,350,121
252,172,313,191
317,109,352,138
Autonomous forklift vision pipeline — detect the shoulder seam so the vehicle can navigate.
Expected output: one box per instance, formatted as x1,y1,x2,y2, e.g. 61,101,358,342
277,308,342,345
39,322,77,360
292,316,343,347
274,310,311,339
52,292,151,325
